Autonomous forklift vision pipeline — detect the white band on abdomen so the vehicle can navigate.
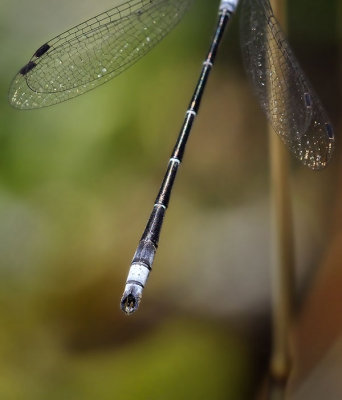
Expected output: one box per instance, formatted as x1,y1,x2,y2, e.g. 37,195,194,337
126,262,150,287
219,0,239,13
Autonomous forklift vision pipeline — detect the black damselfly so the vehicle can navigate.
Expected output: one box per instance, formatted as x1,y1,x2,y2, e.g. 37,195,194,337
8,0,335,314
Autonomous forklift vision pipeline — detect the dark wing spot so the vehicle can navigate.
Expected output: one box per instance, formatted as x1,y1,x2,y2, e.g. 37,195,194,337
304,92,312,108
19,61,37,75
325,123,334,140
34,43,50,58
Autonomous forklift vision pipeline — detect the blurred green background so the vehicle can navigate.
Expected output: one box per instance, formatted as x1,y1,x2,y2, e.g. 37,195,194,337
0,0,340,399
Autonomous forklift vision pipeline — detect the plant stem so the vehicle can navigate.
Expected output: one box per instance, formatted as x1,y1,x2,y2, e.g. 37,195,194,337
268,0,295,396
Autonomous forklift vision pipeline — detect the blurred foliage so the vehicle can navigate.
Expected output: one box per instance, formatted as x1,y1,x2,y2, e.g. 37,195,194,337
0,318,252,400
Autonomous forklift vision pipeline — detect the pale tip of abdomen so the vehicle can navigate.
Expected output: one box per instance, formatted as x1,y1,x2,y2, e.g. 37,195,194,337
120,262,151,315
120,284,143,315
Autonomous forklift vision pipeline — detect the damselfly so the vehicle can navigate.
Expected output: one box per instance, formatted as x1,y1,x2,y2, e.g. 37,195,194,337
8,0,335,314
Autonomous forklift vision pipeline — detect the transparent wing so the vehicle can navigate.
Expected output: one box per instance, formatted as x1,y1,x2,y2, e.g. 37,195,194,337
240,0,334,170
9,0,193,109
